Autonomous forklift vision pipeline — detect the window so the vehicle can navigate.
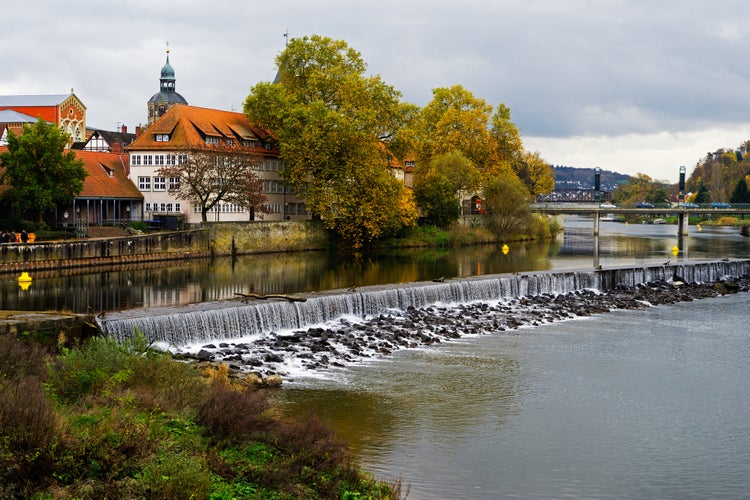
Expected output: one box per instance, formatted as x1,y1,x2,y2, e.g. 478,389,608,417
144,155,153,165
131,155,141,165
167,154,176,165
153,177,166,191
155,134,170,142
168,177,180,190
155,155,165,165
138,177,151,191
205,136,220,145
145,202,151,212
178,154,188,164
166,203,173,212
160,203,166,212
175,203,181,212
225,138,234,146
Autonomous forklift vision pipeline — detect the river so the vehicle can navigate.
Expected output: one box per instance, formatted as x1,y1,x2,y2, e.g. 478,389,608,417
4,216,750,498
2,216,749,312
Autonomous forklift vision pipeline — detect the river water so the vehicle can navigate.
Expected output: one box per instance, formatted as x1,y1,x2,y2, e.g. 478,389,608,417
277,292,750,499
4,217,750,498
2,216,749,312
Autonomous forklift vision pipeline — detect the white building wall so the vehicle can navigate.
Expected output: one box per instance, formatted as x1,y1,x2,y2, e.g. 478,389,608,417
128,151,307,224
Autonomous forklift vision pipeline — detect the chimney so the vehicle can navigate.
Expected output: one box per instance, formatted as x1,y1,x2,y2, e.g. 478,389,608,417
135,125,142,138
121,124,128,134
111,142,123,154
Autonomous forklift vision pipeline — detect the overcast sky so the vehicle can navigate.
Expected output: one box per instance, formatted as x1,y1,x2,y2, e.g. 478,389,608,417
4,0,750,182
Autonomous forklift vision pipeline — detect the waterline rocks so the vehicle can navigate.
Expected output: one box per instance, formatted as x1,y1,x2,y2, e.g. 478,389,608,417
171,273,750,381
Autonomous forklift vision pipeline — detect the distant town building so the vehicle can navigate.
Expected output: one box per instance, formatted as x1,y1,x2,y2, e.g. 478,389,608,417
0,92,87,145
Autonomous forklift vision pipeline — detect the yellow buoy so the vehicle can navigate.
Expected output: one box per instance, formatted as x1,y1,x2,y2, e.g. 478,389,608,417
501,244,510,255
697,224,702,232
18,272,32,291
671,245,679,255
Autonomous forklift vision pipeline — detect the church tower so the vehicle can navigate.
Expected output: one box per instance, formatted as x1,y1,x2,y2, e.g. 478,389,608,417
147,45,188,127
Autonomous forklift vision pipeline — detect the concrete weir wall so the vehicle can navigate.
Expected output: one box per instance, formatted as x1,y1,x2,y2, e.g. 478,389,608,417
0,229,210,273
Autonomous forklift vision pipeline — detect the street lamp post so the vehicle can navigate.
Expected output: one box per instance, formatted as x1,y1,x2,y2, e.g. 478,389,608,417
679,166,686,204
63,211,68,240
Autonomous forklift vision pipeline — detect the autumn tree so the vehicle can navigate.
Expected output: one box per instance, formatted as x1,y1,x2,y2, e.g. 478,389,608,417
156,147,267,222
413,171,461,227
244,35,417,249
482,169,533,237
412,85,496,169
0,120,87,223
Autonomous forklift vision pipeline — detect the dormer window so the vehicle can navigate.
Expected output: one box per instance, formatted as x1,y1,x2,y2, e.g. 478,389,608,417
225,138,235,146
205,136,220,145
155,134,170,142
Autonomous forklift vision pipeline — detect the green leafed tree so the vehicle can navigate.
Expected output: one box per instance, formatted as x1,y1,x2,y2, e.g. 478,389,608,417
244,35,416,249
729,175,750,204
0,120,87,223
481,169,534,238
413,170,462,227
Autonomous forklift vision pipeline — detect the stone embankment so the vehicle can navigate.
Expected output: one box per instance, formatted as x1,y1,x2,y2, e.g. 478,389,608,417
0,221,329,274
175,273,750,382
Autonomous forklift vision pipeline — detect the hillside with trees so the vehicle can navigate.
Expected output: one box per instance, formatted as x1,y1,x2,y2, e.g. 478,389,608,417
686,144,750,204
552,165,630,192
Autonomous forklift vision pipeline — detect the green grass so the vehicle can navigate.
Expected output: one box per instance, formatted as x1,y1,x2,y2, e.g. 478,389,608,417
0,332,401,499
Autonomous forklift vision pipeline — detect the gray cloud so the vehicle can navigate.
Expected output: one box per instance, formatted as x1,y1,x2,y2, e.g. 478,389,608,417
4,0,750,179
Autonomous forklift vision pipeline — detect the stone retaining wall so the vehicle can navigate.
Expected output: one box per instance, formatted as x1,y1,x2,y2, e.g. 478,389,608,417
203,220,330,255
0,229,210,274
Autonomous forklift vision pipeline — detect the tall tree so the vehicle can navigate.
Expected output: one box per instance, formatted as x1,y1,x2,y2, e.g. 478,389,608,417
156,147,267,222
482,170,533,237
0,120,87,223
413,85,496,169
729,176,750,204
244,35,416,249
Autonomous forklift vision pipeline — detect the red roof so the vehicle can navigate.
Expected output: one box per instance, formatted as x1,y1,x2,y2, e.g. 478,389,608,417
0,147,141,200
127,104,277,155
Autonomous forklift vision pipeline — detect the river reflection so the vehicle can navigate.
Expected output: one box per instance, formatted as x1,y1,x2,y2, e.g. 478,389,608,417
2,216,748,313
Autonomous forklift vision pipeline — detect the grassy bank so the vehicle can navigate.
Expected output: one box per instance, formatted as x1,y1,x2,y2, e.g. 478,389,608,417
375,216,562,250
0,332,402,499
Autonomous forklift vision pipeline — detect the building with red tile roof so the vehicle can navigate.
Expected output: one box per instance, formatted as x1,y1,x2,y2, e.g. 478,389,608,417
127,104,307,223
0,146,142,228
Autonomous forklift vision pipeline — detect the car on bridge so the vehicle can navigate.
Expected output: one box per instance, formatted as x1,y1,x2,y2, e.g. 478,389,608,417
682,202,700,208
600,203,617,209
711,202,731,208
636,201,655,208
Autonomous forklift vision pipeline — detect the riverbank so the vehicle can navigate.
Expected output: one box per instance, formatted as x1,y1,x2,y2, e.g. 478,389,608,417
162,262,750,382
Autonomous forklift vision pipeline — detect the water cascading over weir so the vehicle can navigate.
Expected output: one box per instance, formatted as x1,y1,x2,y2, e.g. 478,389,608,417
100,260,750,348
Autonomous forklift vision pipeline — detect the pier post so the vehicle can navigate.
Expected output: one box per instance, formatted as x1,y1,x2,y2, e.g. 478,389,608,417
678,212,688,236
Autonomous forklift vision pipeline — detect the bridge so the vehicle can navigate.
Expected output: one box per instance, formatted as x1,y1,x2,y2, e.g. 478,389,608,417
531,203,750,236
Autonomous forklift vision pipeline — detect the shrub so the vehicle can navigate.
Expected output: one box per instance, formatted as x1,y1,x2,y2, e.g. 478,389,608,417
0,334,51,380
197,380,273,442
0,375,58,452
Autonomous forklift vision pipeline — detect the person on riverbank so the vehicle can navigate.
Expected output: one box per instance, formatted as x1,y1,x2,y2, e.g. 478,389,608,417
20,229,28,243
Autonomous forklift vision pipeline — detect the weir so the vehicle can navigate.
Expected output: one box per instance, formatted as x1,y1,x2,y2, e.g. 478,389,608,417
101,260,750,348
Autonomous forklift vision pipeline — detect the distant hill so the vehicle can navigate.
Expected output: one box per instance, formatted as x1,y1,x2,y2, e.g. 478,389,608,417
553,166,630,192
